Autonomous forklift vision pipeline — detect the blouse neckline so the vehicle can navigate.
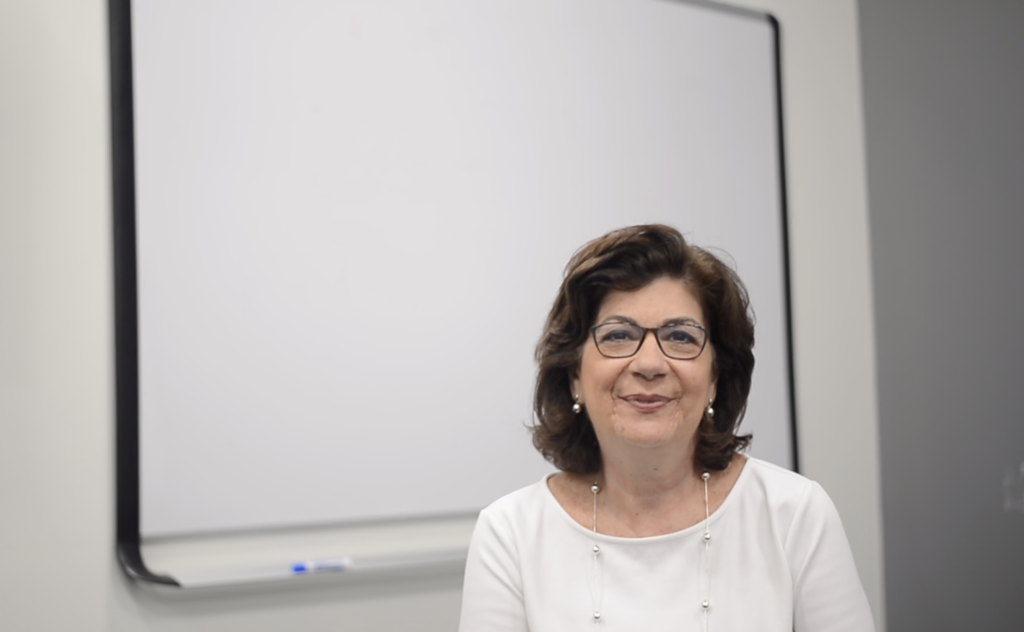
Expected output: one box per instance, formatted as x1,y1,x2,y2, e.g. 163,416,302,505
540,455,755,544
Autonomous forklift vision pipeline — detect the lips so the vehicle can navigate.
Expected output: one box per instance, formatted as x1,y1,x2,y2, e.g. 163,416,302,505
621,394,671,412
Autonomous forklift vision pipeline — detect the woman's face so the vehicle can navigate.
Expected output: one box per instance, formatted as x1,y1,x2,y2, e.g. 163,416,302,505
571,277,716,459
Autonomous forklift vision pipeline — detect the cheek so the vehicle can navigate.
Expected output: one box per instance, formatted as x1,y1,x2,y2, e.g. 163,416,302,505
576,363,623,406
675,363,716,398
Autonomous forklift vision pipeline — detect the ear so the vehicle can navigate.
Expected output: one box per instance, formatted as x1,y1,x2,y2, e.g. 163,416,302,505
708,381,717,406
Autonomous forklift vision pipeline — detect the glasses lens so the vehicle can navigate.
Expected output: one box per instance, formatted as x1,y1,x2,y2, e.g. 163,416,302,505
592,323,644,357
657,324,706,359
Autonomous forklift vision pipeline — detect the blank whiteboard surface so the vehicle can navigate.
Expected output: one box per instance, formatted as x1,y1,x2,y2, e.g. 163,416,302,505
130,0,790,538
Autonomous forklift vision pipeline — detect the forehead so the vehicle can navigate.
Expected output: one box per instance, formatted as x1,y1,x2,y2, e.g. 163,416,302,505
596,277,705,325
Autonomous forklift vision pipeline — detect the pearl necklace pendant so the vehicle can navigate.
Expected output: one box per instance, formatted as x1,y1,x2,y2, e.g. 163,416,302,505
588,472,714,629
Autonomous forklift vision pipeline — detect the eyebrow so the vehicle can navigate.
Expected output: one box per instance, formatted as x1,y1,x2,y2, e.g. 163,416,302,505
599,315,704,328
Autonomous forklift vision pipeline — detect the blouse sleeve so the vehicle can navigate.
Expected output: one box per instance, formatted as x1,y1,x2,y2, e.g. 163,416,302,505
786,481,877,632
458,506,530,632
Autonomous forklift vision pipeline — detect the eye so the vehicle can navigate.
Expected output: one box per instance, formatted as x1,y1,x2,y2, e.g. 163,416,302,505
662,327,697,344
597,324,641,343
659,324,706,351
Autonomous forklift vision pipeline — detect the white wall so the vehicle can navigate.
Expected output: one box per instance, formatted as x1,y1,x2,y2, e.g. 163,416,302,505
0,0,883,629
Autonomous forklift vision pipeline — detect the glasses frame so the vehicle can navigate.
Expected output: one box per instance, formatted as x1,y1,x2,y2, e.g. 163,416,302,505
588,322,710,361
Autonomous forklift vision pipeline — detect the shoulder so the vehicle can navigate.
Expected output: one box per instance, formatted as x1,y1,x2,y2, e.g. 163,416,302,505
741,455,815,492
471,473,589,558
474,476,558,539
735,461,876,630
736,456,817,505
480,476,551,517
735,457,842,537
465,474,576,583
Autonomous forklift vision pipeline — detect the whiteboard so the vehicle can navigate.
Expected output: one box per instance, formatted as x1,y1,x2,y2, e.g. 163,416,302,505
127,0,792,538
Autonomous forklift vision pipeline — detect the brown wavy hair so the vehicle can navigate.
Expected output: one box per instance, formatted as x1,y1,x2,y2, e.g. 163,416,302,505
532,224,754,474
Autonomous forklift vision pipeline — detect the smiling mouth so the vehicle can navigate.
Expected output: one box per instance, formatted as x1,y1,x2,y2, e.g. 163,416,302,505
621,394,671,412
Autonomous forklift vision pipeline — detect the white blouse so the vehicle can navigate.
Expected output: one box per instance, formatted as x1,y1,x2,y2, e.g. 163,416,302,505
459,457,875,632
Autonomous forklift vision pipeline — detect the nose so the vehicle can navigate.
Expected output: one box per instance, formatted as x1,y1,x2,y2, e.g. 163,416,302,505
630,330,669,379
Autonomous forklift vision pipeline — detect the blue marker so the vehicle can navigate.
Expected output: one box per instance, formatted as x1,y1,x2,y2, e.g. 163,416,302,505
291,557,352,574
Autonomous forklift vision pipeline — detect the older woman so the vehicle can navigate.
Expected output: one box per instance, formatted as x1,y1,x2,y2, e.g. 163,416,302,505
458,225,874,631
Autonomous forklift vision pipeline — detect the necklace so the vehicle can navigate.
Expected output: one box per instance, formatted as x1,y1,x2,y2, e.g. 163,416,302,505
589,471,713,630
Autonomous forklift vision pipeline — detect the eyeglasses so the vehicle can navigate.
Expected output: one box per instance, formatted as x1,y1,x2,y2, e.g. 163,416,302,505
589,322,709,360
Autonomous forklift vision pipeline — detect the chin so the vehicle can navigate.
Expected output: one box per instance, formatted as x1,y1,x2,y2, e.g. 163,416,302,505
614,421,685,448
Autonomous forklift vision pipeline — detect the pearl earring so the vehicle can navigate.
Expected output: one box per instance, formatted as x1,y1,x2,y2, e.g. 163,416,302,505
706,400,715,418
572,394,582,414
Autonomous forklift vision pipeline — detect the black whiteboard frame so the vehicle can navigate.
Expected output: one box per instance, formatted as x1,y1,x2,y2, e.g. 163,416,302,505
109,0,797,586
109,0,178,586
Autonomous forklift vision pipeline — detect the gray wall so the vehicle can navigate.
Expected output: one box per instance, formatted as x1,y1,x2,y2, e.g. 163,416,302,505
860,1,1024,630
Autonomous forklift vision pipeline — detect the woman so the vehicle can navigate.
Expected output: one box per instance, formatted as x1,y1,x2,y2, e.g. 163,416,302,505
458,225,875,631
